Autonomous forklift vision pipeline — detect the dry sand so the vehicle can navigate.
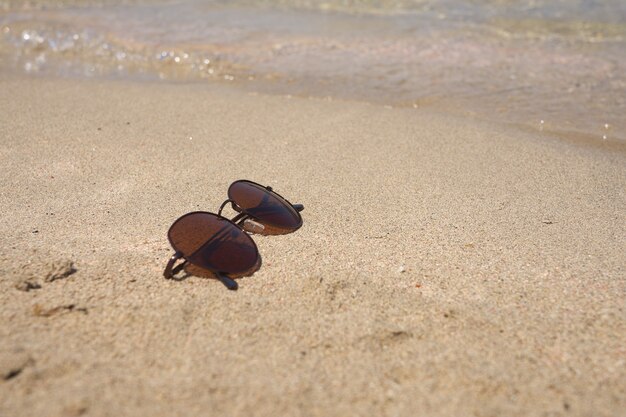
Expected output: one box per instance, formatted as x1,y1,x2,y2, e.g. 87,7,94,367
0,75,624,417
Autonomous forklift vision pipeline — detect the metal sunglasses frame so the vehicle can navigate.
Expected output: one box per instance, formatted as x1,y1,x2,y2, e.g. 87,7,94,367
163,180,304,289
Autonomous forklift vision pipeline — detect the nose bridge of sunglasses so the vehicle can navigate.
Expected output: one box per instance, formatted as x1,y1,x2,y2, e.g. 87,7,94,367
216,198,265,233
217,198,243,217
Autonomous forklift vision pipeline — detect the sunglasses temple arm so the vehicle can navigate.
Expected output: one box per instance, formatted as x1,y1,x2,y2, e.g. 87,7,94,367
292,203,304,212
163,251,236,290
217,273,238,290
163,251,183,279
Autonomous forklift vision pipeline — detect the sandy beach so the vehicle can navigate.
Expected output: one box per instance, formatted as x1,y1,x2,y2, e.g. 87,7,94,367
0,75,624,416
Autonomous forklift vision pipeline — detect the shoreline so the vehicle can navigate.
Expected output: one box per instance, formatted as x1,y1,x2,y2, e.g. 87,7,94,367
4,69,626,151
1,74,624,416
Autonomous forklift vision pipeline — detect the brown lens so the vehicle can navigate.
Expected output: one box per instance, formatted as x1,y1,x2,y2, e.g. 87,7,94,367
228,180,302,234
167,212,259,275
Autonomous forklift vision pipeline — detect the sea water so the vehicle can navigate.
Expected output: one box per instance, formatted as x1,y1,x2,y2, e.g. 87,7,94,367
1,0,624,141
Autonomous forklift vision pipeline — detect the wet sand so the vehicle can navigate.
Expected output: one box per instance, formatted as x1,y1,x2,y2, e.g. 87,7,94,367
0,75,624,416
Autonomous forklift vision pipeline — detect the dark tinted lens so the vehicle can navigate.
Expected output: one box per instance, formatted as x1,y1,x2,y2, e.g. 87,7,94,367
228,180,302,234
167,212,259,275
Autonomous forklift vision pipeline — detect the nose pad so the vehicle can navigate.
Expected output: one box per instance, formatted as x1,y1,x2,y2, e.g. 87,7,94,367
242,218,265,234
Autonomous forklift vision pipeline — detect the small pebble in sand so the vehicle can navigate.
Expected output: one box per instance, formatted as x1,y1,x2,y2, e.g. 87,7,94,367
15,279,41,292
397,265,406,273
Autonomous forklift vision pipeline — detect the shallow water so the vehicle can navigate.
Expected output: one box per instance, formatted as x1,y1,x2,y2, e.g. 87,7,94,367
1,0,625,141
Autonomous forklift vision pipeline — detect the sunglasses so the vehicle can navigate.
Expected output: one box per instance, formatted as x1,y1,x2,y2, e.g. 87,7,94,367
163,180,304,290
